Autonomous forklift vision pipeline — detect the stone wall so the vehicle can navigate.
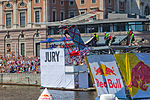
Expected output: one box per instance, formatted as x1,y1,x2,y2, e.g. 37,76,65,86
0,73,40,86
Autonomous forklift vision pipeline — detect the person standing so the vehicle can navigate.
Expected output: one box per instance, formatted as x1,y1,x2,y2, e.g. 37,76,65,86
93,32,99,46
127,29,135,45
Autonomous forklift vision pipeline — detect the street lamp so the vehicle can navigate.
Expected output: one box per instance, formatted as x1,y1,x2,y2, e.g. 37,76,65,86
18,30,24,57
4,31,10,57
33,29,39,56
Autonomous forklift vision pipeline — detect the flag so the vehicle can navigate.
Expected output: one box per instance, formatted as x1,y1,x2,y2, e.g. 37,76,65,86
114,53,150,98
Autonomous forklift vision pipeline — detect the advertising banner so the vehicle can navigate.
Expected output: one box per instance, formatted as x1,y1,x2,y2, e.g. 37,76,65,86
115,53,150,99
87,55,126,98
40,48,65,88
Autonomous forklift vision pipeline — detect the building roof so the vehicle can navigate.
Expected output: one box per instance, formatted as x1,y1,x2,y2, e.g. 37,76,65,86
33,10,102,26
38,18,150,27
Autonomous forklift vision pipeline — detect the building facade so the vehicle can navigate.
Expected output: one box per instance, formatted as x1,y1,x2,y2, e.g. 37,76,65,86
0,0,150,30
74,0,150,19
127,0,150,16
48,0,79,22
0,0,48,57
0,0,49,30
48,0,150,21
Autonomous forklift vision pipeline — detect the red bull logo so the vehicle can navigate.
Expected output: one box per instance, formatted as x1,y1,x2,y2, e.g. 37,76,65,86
128,61,150,91
40,94,52,100
94,64,121,88
96,78,121,88
43,94,49,97
94,64,116,77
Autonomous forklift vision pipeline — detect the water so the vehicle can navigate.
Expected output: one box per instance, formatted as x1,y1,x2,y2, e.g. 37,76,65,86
43,89,150,100
45,89,97,100
0,86,97,100
0,86,150,100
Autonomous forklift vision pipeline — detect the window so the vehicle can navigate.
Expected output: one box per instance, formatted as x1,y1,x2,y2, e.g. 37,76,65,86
144,6,150,16
69,11,75,18
6,3,11,8
81,12,85,14
52,11,56,21
60,0,64,5
20,12,25,27
36,43,40,57
35,11,40,22
21,43,25,57
81,0,84,4
92,0,96,3
109,0,111,5
35,0,39,3
7,44,11,53
6,13,11,28
69,0,74,6
20,2,25,7
102,24,111,32
114,23,126,32
53,0,56,4
60,12,64,21
120,2,123,7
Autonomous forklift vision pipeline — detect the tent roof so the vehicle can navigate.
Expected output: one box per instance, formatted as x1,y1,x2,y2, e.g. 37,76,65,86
32,10,103,26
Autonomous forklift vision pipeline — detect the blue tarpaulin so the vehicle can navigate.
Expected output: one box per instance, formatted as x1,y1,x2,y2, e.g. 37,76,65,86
39,37,72,43
39,38,53,43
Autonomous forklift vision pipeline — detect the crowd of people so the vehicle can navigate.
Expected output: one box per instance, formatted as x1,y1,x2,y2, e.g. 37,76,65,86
0,56,40,74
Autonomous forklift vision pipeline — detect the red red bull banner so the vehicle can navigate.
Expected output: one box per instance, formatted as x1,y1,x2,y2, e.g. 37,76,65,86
114,53,150,99
86,55,126,98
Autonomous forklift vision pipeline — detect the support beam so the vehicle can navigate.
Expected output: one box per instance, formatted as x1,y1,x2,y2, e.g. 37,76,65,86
13,1,17,28
0,2,4,29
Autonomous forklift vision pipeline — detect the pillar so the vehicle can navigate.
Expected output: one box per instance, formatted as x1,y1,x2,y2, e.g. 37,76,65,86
27,0,32,28
0,2,4,29
13,1,18,28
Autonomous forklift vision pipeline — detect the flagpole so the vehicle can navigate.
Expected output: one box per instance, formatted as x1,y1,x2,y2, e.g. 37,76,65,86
84,55,95,84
